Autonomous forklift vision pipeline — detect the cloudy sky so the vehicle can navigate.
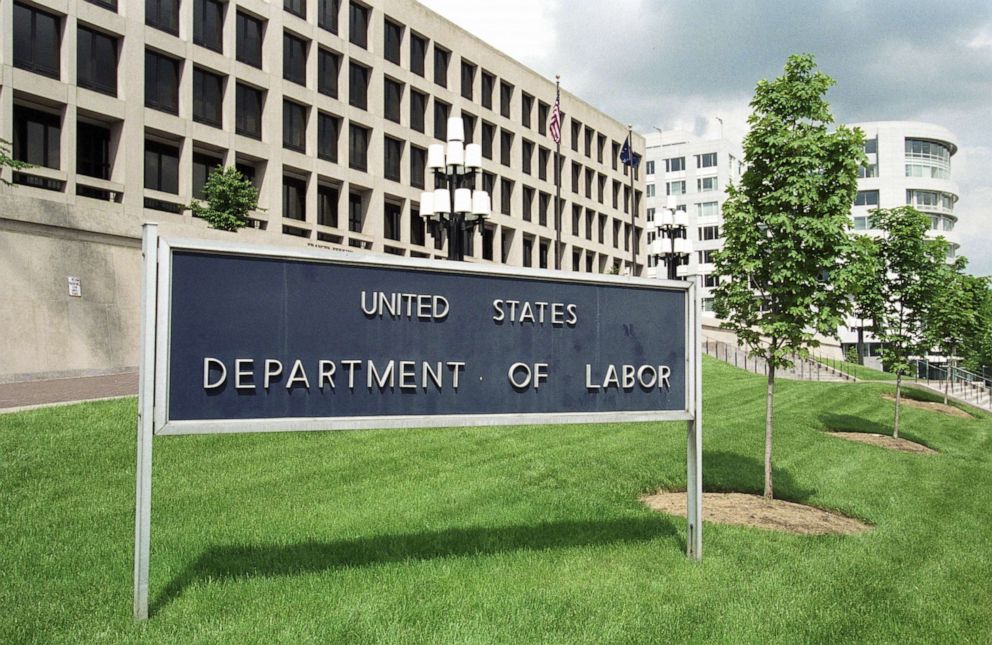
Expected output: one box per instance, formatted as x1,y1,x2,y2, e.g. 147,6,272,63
421,0,992,275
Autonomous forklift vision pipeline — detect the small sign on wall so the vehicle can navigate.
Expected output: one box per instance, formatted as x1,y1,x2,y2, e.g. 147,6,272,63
67,276,81,297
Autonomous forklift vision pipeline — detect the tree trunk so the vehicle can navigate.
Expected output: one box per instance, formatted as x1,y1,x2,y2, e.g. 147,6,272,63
764,361,775,500
894,374,901,439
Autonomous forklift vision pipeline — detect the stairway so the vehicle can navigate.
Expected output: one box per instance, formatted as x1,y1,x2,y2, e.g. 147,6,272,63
702,337,851,382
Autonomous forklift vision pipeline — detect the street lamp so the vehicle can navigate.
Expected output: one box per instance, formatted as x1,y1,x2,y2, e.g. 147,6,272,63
419,116,491,261
650,196,692,280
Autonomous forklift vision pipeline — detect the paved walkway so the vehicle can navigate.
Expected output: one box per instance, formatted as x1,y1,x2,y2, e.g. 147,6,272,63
0,372,138,411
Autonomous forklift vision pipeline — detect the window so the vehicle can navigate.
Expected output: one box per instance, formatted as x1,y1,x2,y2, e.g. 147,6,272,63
145,51,180,114
77,26,117,96
571,162,580,193
383,202,401,241
348,192,364,231
349,2,369,48
317,112,340,162
349,62,370,110
192,152,221,200
384,136,403,182
236,12,263,68
283,174,307,221
853,216,869,231
501,178,513,216
235,83,263,139
410,206,425,245
481,122,495,160
538,101,548,136
193,68,224,127
646,184,655,198
410,33,427,76
697,176,718,192
284,0,305,18
597,134,605,163
703,275,719,288
538,147,549,181
698,250,716,264
461,60,476,100
864,137,877,154
665,157,685,172
521,140,533,175
598,174,605,204
500,130,513,167
598,214,606,243
349,123,370,171
13,105,61,169
434,46,450,87
146,0,179,35
318,49,340,98
283,100,307,152
410,145,426,189
482,225,494,260
521,186,533,221
522,237,533,268
384,78,403,123
697,201,719,218
77,121,111,179
612,142,619,170
283,33,307,85
612,220,621,248
571,204,581,234
384,18,403,64
585,168,593,199
698,225,721,241
410,90,427,133
666,180,686,196
854,190,879,206
539,240,549,269
584,127,593,157
570,120,581,152
521,93,533,128
462,113,476,144
481,71,495,110
696,152,717,168
318,184,339,227
500,81,513,118
194,0,224,52
434,100,450,140
645,160,655,175
144,139,179,193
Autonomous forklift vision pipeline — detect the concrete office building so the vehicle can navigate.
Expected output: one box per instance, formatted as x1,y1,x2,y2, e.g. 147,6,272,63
0,0,645,381
642,129,742,314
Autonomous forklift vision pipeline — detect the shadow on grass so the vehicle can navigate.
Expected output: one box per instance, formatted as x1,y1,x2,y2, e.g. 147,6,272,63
819,413,891,435
152,515,678,614
702,450,817,503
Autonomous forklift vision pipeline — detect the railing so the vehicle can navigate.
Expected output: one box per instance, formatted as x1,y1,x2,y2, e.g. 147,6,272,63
910,359,992,410
702,338,851,382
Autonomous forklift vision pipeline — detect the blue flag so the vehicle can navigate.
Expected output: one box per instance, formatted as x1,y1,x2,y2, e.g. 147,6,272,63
620,137,641,168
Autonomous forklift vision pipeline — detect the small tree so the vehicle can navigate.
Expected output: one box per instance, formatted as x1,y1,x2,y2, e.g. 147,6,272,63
845,234,885,365
927,258,985,403
1,138,30,186
961,282,992,378
186,166,259,232
713,54,864,499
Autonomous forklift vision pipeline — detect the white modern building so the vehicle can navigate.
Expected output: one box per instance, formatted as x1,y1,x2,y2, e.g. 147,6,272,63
642,129,742,314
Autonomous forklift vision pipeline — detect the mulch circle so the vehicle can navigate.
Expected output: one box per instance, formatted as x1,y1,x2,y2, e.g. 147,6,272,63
881,394,973,419
829,431,936,454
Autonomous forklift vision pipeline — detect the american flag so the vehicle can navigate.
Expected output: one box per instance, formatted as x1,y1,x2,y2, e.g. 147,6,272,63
549,87,561,144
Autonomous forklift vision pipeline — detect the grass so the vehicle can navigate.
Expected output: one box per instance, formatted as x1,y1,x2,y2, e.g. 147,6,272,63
814,356,899,381
2,357,992,643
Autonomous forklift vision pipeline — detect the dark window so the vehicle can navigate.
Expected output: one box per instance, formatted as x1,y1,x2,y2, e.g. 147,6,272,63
192,152,221,199
318,0,340,33
597,134,605,163
434,46,449,87
538,101,548,136
144,51,180,114
521,140,534,175
349,2,369,49
481,71,495,110
146,0,179,35
538,147,549,181
598,174,605,203
283,33,307,85
283,175,306,221
410,33,427,76
284,0,305,19
855,190,879,206
585,168,593,199
384,202,401,240
584,127,593,157
144,139,179,193
235,83,263,139
384,136,403,182
283,100,307,152
541,192,552,226
501,178,513,216
410,206,425,246
318,184,339,227
349,62,370,110
236,162,256,185
384,18,402,64
570,204,580,233
461,60,475,100
410,90,427,133
410,145,426,189
522,237,533,268
194,0,224,52
522,186,533,221
539,241,549,269
434,100,450,140
13,105,61,169
482,172,496,200
317,112,340,162
77,26,117,95
585,208,594,240
500,129,513,167
318,49,340,98
612,142,619,170
482,226,494,260
571,162,580,193
236,12,263,67
193,67,224,127
14,3,61,79
462,113,476,144
571,119,581,152
384,78,403,123
349,123,369,171
500,81,513,118
481,122,495,160
84,0,118,11
348,192,363,231
76,121,111,179
521,93,533,128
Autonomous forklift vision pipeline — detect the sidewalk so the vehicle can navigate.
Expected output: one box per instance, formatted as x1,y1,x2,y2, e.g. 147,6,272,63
0,372,138,411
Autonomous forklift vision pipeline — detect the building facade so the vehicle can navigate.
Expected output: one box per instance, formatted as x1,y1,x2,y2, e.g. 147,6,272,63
0,0,645,381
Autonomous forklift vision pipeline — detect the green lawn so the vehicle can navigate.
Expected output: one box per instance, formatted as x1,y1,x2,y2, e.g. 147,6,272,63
3,357,991,643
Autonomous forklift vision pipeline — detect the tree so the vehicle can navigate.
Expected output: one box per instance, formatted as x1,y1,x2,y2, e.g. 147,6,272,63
926,259,986,403
858,206,948,437
845,235,885,365
960,282,992,379
1,138,30,186
186,166,259,232
713,54,864,500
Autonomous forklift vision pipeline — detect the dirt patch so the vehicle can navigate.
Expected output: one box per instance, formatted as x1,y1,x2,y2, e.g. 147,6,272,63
830,431,937,454
882,393,972,419
641,491,871,535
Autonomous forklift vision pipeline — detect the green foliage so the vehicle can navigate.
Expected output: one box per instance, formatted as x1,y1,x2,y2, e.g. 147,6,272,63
186,166,259,232
961,282,992,375
0,137,31,186
844,346,860,364
926,258,986,366
713,53,865,369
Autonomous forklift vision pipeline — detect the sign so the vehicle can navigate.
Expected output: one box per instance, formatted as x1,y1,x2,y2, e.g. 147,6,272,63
67,276,81,297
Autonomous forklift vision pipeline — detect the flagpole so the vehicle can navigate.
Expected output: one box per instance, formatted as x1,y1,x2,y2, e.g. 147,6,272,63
627,125,637,275
554,76,562,271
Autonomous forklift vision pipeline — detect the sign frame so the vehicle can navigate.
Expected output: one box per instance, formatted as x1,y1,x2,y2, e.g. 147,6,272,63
133,223,703,620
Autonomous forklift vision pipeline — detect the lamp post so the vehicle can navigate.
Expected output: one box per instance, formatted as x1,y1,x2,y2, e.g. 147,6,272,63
650,196,692,280
419,116,491,261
